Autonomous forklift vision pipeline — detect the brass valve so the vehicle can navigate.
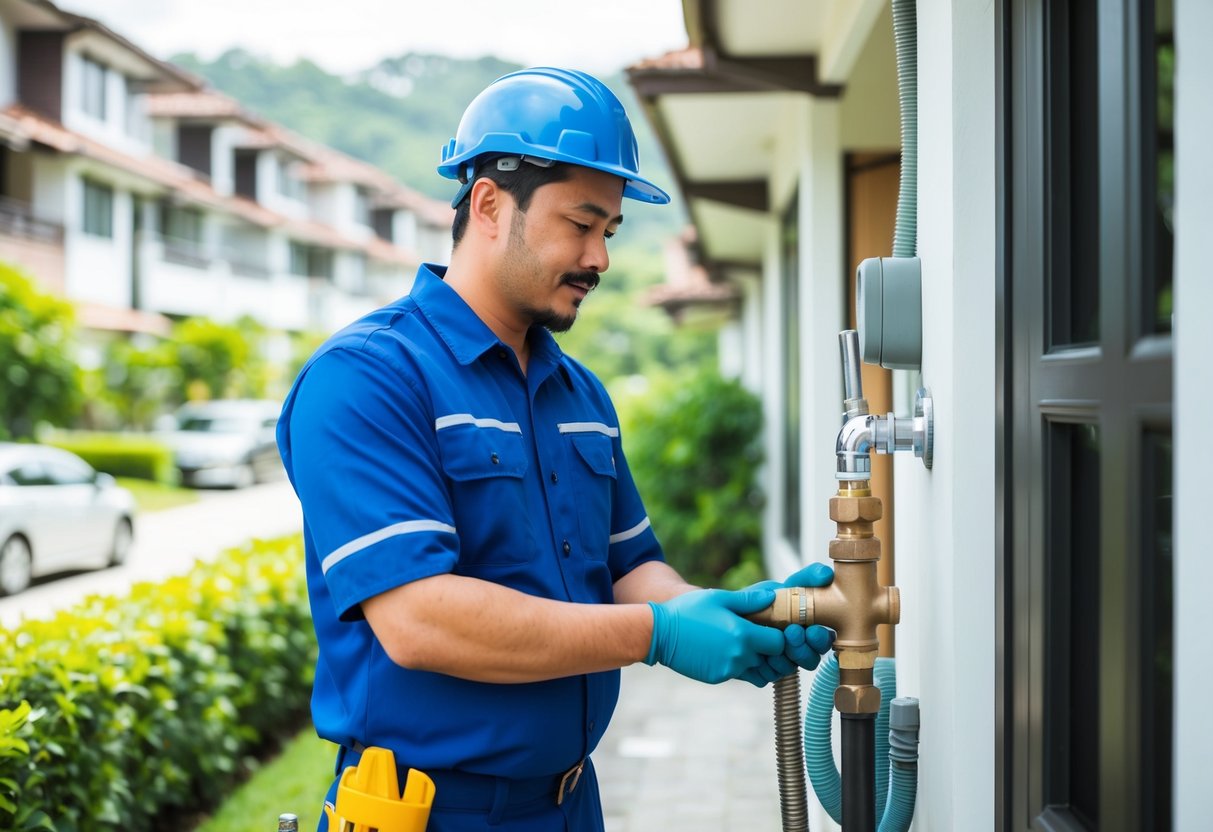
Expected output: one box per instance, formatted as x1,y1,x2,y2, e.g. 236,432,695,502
745,483,899,715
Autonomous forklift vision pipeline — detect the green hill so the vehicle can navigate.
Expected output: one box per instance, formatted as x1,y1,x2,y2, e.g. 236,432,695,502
170,49,679,232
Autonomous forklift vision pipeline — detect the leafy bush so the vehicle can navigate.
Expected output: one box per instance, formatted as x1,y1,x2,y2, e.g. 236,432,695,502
0,262,82,439
0,536,315,831
46,432,177,484
618,370,765,588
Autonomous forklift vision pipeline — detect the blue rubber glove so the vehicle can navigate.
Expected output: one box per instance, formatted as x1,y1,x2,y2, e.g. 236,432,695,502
646,588,784,686
781,562,836,672
737,562,837,682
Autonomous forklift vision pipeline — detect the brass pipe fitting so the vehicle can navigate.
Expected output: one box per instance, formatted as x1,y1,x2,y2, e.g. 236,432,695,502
745,484,899,716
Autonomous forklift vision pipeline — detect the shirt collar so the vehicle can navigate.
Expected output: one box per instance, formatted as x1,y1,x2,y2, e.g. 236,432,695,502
412,264,572,387
412,263,502,365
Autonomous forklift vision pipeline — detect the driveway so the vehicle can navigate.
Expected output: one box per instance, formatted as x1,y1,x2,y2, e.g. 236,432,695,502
0,480,302,629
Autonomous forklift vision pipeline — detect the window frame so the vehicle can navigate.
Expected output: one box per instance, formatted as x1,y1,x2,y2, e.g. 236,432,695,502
998,0,1175,828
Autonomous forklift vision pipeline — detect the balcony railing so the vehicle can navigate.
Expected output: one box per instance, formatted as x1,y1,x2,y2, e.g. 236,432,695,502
160,234,211,269
0,196,64,244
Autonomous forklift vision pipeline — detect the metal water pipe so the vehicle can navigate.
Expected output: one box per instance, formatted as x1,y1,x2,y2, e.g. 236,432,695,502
750,331,929,831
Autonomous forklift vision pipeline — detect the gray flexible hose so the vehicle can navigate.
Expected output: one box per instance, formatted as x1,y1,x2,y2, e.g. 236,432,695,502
774,673,809,831
892,0,918,258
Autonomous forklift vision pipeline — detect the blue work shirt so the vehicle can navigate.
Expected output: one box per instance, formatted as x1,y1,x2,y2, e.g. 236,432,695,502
277,263,664,780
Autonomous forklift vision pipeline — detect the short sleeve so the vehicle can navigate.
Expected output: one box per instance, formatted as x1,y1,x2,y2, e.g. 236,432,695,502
279,345,458,619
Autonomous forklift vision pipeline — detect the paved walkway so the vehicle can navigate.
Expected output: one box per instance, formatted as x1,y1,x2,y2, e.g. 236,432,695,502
596,664,800,832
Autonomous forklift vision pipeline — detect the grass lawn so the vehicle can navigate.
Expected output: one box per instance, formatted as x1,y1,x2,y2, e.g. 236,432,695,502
116,477,200,513
194,727,336,832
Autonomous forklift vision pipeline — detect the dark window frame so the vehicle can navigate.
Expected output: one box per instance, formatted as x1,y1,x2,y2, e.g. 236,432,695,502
998,0,1175,829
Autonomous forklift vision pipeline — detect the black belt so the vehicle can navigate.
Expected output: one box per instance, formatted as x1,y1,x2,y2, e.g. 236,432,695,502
337,744,586,822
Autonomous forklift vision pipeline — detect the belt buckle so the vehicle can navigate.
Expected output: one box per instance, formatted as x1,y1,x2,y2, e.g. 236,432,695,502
556,759,585,806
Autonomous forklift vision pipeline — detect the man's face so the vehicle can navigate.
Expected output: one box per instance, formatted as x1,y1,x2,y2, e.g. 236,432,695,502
496,166,625,333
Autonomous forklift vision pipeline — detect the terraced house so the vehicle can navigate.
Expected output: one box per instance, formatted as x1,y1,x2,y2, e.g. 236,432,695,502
0,0,452,364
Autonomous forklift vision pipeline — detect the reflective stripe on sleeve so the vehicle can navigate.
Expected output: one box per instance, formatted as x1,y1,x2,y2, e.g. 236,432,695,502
557,422,620,437
435,413,523,433
321,519,457,574
608,516,651,545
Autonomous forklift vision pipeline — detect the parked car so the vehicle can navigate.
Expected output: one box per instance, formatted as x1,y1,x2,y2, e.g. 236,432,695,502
156,399,283,489
0,443,136,596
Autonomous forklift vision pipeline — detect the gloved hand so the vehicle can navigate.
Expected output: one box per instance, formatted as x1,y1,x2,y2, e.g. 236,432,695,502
742,562,837,683
646,588,784,686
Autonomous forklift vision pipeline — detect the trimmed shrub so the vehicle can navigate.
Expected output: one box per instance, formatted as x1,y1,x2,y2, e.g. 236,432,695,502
0,536,315,831
617,369,765,589
45,432,177,484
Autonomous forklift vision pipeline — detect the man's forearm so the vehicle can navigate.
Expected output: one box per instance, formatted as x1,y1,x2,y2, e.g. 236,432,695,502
613,559,698,605
363,573,653,683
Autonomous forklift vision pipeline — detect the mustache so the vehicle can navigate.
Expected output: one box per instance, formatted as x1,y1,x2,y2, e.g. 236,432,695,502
561,272,600,292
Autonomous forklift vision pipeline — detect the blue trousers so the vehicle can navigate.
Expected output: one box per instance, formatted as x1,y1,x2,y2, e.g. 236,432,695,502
318,753,605,832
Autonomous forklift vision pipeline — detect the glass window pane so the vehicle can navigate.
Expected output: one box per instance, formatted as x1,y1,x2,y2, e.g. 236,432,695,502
781,195,800,548
1149,0,1175,334
1045,421,1100,828
1048,1,1100,348
1141,430,1173,828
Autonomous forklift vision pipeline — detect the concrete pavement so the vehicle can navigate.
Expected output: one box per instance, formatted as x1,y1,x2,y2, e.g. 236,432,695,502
597,664,797,831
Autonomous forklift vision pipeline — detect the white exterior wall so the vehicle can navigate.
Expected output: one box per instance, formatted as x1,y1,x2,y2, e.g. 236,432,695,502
63,168,132,308
257,151,308,220
60,48,149,158
1173,0,1213,826
890,0,997,828
393,210,419,253
0,11,17,107
210,124,241,197
797,99,846,572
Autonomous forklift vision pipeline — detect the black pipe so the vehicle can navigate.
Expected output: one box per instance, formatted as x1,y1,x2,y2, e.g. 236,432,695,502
841,712,876,832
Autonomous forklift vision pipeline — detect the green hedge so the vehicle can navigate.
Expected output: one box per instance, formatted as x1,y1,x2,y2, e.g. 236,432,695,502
0,536,316,831
46,432,177,484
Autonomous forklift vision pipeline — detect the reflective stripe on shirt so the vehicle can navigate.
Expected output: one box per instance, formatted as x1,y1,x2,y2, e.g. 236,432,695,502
435,413,523,433
609,516,651,545
322,519,457,573
557,421,620,437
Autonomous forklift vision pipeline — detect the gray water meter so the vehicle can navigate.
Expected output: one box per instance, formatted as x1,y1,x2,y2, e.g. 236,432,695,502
856,256,923,370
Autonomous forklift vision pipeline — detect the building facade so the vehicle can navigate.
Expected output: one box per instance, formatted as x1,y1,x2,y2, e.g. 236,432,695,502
632,0,1209,828
0,0,452,366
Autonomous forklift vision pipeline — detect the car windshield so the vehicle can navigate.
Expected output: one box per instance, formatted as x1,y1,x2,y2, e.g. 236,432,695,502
178,416,260,433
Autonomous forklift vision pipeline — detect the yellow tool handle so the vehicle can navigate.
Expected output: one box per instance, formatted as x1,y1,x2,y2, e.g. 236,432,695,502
325,747,435,832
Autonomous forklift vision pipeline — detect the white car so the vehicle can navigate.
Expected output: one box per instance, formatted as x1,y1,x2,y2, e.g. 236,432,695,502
0,443,136,596
156,399,283,489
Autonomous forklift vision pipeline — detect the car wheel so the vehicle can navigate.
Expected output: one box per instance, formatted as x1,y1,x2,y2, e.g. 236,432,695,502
108,518,134,567
0,535,33,596
232,462,256,489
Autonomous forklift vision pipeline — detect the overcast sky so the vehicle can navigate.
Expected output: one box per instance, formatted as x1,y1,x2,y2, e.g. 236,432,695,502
56,0,689,76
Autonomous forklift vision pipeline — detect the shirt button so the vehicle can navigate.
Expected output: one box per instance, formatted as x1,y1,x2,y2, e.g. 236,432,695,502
497,349,507,359
550,471,558,484
490,453,500,464
562,540,571,556
589,721,596,733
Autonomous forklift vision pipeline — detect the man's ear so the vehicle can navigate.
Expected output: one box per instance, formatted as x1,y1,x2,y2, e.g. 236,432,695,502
468,178,505,240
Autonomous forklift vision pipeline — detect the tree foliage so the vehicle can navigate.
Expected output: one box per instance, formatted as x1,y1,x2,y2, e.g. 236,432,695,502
618,370,765,588
169,315,268,402
0,263,81,439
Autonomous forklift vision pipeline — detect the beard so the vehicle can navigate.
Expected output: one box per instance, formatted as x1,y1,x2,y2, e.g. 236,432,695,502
502,210,599,333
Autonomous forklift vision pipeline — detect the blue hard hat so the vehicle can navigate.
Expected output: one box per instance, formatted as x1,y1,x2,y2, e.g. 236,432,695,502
438,67,670,207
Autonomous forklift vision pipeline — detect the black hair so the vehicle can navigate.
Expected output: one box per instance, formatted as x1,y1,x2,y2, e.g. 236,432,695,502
450,157,574,248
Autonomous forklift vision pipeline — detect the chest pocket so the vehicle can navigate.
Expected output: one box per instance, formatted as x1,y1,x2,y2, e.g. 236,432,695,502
436,425,531,565
568,432,617,560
